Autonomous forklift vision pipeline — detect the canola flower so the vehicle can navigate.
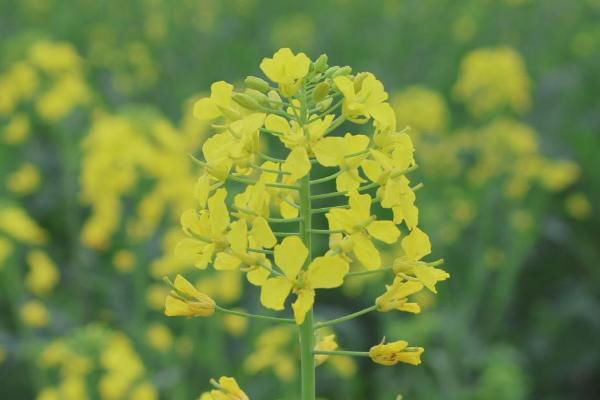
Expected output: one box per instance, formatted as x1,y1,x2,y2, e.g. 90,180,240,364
164,48,448,399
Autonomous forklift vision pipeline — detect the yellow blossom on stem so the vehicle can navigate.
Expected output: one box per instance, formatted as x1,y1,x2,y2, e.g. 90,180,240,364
369,339,424,366
208,376,249,400
260,236,349,324
260,48,310,96
164,275,216,317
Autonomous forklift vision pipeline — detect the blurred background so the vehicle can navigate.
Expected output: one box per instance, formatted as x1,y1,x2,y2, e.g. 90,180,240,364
0,0,599,399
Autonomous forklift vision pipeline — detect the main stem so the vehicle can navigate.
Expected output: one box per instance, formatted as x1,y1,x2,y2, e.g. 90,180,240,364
298,84,316,400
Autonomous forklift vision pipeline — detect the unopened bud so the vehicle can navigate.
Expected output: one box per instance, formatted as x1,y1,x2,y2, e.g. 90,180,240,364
244,76,271,92
332,66,352,78
315,97,333,112
232,93,261,110
313,54,328,72
312,82,330,102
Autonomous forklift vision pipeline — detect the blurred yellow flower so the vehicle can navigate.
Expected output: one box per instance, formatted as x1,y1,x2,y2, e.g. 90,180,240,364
21,300,50,328
565,192,592,220
2,113,30,144
25,250,60,296
7,163,41,195
208,376,249,400
146,323,173,352
392,86,448,136
0,206,47,245
112,250,137,273
454,47,531,116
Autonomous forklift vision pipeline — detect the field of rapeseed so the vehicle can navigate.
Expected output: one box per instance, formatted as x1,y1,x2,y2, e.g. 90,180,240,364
0,1,599,399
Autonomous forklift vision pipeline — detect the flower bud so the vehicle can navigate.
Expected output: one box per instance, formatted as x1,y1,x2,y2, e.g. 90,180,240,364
232,93,261,111
332,66,352,78
312,82,331,102
244,76,271,92
315,97,333,113
313,54,328,72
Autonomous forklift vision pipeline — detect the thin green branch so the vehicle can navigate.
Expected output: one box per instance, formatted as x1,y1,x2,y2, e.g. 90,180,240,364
346,266,393,277
215,305,295,324
310,171,341,185
312,350,370,357
315,305,378,329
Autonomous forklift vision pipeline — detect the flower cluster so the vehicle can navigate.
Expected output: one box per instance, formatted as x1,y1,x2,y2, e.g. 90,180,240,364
165,48,449,398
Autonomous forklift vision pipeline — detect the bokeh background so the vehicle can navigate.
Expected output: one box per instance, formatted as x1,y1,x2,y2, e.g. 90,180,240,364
1,0,599,399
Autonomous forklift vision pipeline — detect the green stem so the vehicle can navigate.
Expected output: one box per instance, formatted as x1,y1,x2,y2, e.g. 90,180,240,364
346,266,393,277
215,305,295,324
315,305,377,329
313,350,370,357
298,84,316,400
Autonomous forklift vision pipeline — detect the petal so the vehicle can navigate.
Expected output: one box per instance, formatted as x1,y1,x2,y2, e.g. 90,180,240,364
336,170,362,192
164,296,191,317
208,189,230,235
210,81,233,107
214,252,241,270
306,256,349,289
352,233,381,269
414,266,450,293
274,236,307,279
333,76,356,100
292,288,315,325
312,137,344,167
227,220,248,253
260,277,293,310
349,191,372,221
193,97,221,120
361,159,383,183
247,265,270,286
251,217,276,248
173,274,201,298
265,114,291,135
366,220,400,244
283,146,311,181
280,195,299,219
401,227,431,260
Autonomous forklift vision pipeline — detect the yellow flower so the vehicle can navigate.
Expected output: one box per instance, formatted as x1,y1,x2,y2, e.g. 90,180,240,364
0,206,47,245
454,47,531,116
314,334,338,366
21,300,50,328
25,250,60,296
391,86,448,136
565,192,592,220
7,163,42,195
2,113,30,144
369,339,424,366
113,250,136,273
260,48,310,96
260,236,349,324
146,323,173,352
393,227,449,293
209,376,249,400
164,274,216,317
313,132,370,191
334,73,388,123
0,237,14,268
327,192,400,269
376,277,423,313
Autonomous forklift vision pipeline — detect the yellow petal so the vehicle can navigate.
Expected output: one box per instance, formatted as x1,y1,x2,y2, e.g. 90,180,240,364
352,233,381,269
193,97,221,120
227,220,248,253
313,137,344,167
265,114,291,135
414,266,450,293
260,277,293,310
366,220,400,244
292,288,315,325
247,265,270,286
164,296,192,317
214,252,241,270
306,256,349,289
173,274,201,298
210,81,233,107
336,170,362,192
333,76,356,100
349,191,372,221
274,236,307,279
283,146,311,181
208,189,230,235
251,217,276,248
401,227,431,260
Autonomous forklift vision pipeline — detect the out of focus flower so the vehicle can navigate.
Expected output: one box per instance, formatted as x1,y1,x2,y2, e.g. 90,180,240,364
112,250,137,273
7,163,41,195
565,192,592,219
454,47,531,116
25,250,60,296
0,206,47,244
21,300,50,328
146,323,173,352
392,86,448,136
